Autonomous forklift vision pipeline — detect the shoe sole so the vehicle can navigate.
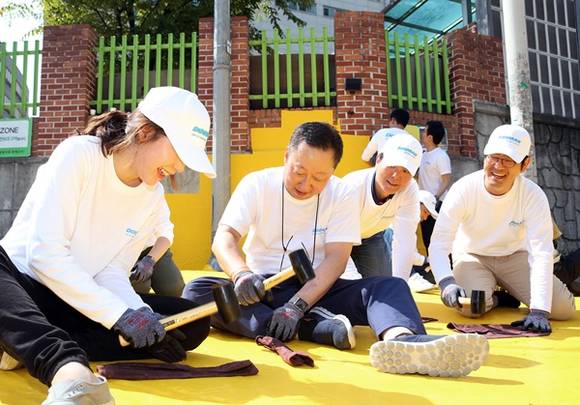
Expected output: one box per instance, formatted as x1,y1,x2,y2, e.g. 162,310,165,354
369,334,488,377
309,307,356,350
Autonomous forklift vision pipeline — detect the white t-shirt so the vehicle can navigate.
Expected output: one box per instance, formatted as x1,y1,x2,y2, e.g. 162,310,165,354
219,167,361,278
429,170,554,312
418,147,451,200
146,197,174,247
361,127,409,162
343,168,420,279
1,136,167,328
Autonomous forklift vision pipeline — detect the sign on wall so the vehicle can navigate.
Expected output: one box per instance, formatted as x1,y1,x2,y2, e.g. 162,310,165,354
0,119,32,157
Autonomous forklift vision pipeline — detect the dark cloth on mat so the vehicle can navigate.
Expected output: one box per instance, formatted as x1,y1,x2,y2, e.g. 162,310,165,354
446,322,551,338
256,335,314,367
421,317,437,323
96,360,258,380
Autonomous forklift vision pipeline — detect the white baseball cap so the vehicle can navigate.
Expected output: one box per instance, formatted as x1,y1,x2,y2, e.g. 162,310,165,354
139,86,216,178
379,133,423,176
483,124,531,164
418,190,438,219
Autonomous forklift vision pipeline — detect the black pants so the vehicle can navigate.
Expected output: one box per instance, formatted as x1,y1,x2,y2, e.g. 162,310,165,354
0,246,209,386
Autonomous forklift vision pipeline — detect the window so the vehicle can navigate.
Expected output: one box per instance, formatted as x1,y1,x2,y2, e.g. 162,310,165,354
288,1,317,15
323,6,346,18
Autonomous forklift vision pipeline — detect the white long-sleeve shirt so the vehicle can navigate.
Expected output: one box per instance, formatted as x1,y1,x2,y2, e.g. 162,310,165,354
429,170,554,312
343,168,420,280
1,136,168,328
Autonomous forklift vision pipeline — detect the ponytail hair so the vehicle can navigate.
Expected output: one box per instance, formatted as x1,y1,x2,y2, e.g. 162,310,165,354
82,110,164,157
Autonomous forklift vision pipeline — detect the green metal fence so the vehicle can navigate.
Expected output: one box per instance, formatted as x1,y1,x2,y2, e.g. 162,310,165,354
385,31,452,114
92,32,197,114
248,28,335,109
0,40,42,118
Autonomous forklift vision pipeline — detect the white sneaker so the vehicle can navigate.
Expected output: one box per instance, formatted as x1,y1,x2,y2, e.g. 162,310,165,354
407,273,436,293
42,375,115,405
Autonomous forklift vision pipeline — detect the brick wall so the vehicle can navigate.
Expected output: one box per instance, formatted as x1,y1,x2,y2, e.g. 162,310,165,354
35,25,97,156
447,25,506,157
334,12,389,136
197,16,251,153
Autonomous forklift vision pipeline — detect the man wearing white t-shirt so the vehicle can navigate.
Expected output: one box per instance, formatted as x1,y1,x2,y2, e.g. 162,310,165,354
429,124,575,331
344,134,422,280
183,122,488,377
361,108,410,163
418,121,452,201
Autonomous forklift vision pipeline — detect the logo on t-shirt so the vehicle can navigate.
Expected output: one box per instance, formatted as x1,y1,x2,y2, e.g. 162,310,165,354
508,220,524,227
125,227,138,238
312,227,328,235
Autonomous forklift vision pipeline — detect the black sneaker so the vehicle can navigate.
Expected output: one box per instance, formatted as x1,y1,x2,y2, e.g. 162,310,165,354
298,307,356,350
370,334,488,377
493,290,521,308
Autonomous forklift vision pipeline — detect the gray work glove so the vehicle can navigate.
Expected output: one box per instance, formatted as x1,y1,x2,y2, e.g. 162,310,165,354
439,276,466,308
130,255,156,283
511,309,551,333
268,302,305,341
112,307,166,348
233,271,266,306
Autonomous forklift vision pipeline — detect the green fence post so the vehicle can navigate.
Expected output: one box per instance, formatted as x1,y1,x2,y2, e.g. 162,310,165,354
179,32,185,89
310,27,318,107
433,39,442,114
131,34,139,110
107,36,116,111
32,40,40,115
21,41,28,115
285,28,293,107
404,33,413,110
394,33,403,108
0,43,6,115
10,42,18,116
144,34,151,95
155,34,162,87
414,34,423,111
260,30,268,109
424,36,432,113
96,36,105,113
298,28,305,107
167,33,174,86
273,30,281,108
323,26,330,106
120,35,127,111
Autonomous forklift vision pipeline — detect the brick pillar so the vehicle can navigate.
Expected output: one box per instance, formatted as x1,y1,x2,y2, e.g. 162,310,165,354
447,26,506,157
35,25,97,156
335,12,389,136
197,17,250,153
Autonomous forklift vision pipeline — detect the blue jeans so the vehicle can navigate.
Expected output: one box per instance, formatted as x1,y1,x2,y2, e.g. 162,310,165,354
182,275,426,340
351,231,391,278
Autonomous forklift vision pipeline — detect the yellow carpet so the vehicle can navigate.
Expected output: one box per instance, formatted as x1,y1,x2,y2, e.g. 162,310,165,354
1,271,578,405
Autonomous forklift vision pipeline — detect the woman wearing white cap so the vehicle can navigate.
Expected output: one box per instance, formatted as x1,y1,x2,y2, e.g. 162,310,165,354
0,87,215,404
343,133,423,280
429,124,575,331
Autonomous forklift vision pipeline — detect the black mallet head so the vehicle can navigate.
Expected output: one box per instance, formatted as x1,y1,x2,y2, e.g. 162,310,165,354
288,249,316,284
212,281,241,324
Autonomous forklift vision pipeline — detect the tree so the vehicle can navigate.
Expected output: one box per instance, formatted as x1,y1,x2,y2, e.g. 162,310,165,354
42,0,316,38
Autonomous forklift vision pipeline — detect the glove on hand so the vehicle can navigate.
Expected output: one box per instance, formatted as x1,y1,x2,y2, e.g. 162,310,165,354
511,309,551,332
439,276,466,308
130,255,156,283
146,328,187,362
268,302,305,341
113,307,166,348
233,271,266,306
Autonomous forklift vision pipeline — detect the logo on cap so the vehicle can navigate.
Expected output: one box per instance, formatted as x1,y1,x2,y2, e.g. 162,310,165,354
498,135,521,145
192,126,209,141
397,146,418,157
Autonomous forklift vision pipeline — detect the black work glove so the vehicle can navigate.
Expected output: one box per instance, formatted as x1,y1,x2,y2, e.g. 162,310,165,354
113,307,166,348
130,255,156,283
268,302,305,341
146,328,188,363
233,271,266,306
439,276,466,308
511,309,551,333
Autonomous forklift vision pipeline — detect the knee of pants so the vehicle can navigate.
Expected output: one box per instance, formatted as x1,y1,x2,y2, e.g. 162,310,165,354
549,296,576,321
181,277,221,304
180,317,211,351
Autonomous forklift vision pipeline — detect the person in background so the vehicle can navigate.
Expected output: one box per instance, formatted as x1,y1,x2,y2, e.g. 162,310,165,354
361,108,410,164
